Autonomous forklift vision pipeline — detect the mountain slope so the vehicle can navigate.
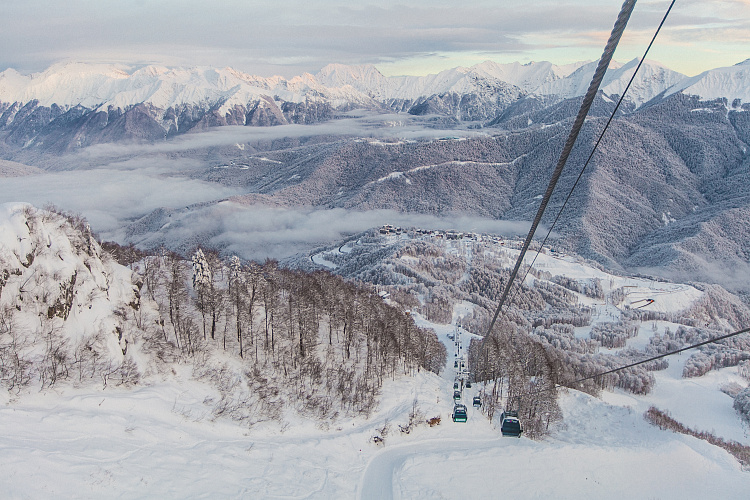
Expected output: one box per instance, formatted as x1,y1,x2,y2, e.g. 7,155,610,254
1,60,749,292
665,59,750,103
0,203,139,387
2,211,749,497
2,58,744,153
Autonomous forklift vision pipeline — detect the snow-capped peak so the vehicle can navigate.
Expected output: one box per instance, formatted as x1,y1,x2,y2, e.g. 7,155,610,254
0,59,747,122
534,58,686,106
665,60,750,103
316,63,387,87
468,60,589,92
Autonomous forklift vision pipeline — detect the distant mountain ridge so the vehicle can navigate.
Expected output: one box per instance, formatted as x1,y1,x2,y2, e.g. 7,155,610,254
0,58,734,108
0,59,748,152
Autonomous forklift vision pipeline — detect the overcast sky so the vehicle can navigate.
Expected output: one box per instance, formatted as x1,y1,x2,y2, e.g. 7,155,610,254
2,0,748,78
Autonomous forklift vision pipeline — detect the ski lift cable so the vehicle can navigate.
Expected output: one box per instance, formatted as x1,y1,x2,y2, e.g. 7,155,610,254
484,0,638,340
505,0,677,309
513,326,750,399
572,325,750,386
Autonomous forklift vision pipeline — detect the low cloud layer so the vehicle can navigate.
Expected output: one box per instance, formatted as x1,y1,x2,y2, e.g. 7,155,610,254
117,201,533,261
0,128,530,262
72,112,488,164
0,164,244,233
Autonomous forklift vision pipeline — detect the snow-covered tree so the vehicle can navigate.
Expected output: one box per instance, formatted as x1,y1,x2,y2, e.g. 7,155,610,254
192,248,213,340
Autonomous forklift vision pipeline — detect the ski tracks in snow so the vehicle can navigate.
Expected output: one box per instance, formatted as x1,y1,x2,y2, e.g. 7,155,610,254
358,437,502,500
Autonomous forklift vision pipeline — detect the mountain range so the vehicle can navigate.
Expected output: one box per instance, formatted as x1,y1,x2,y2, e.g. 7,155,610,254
1,59,749,296
2,59,750,497
1,59,748,152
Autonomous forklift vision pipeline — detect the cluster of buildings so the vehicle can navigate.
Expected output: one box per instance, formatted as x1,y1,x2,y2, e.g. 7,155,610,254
379,225,504,244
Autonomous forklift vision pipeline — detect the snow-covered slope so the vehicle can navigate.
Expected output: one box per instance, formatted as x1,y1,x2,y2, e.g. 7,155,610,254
1,300,748,498
665,58,750,103
0,203,139,382
535,58,687,106
1,206,748,497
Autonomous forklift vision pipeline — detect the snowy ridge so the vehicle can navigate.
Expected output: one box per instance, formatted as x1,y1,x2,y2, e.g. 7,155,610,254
0,203,136,372
317,63,524,101
3,61,370,108
0,61,377,111
533,58,688,106
2,58,745,116
0,59,747,153
665,58,750,103
471,60,587,89
599,58,687,106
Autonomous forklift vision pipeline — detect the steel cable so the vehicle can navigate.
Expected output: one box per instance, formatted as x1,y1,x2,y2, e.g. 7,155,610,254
484,0,638,340
506,0,677,310
514,326,750,399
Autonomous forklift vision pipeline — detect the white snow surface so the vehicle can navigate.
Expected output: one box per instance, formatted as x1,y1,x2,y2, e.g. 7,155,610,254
2,211,749,497
3,308,748,498
0,203,133,361
508,246,704,314
665,58,750,103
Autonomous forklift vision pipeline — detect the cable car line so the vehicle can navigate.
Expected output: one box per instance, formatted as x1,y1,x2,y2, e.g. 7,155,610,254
456,0,750,440
512,325,750,400
571,325,750,386
483,0,638,341
505,0,677,310
470,1,750,402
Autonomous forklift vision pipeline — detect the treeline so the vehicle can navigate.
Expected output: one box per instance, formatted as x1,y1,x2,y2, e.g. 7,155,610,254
588,321,640,348
340,235,657,422
532,324,598,354
551,275,604,299
551,349,659,396
528,323,661,395
306,229,749,428
645,326,750,378
0,205,446,425
735,389,750,425
137,248,447,420
734,361,750,424
468,322,562,438
645,406,750,467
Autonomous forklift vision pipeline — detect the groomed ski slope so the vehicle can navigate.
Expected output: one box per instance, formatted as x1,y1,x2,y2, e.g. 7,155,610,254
1,246,749,498
1,312,747,498
358,313,749,499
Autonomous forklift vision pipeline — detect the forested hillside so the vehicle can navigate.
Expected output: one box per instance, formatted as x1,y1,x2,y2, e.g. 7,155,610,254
213,92,747,292
301,229,750,434
2,63,749,295
0,204,445,422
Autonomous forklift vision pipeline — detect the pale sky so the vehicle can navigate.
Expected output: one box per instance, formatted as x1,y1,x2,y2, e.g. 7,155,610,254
2,0,749,77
